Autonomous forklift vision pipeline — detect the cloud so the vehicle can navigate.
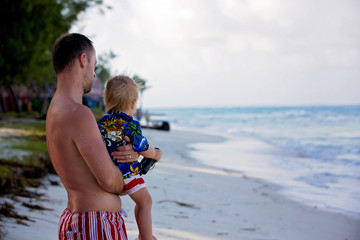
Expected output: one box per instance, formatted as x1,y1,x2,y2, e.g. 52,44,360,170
72,0,360,107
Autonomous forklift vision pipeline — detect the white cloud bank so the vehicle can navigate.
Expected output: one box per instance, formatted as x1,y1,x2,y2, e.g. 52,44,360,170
72,0,360,108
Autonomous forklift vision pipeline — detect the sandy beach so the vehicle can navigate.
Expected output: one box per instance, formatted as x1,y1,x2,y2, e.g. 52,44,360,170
1,128,359,240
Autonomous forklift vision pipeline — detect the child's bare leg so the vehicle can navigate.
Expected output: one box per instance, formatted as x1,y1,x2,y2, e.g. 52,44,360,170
130,187,155,240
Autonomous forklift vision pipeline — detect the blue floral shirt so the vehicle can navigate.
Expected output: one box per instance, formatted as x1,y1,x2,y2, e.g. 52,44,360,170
98,110,150,179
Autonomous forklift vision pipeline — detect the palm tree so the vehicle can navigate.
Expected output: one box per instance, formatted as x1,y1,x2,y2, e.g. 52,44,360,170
133,74,151,110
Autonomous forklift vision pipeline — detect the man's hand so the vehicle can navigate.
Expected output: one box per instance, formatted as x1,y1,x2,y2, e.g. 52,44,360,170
111,136,140,163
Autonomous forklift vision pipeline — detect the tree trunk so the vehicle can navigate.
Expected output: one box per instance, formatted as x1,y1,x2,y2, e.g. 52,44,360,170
6,80,20,113
41,82,50,115
0,84,6,112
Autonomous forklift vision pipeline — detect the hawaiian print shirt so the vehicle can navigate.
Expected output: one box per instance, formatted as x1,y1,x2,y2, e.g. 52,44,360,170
98,110,150,179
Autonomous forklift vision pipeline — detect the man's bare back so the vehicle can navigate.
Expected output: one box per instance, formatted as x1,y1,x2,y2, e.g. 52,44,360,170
46,94,123,212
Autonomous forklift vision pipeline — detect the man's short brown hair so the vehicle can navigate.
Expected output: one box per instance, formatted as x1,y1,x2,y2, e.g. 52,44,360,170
52,33,94,74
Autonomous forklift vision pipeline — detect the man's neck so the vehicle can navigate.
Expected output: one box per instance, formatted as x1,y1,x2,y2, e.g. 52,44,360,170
56,70,84,104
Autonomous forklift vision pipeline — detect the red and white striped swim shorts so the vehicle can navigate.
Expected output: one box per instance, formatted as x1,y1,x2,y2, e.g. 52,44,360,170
58,208,128,240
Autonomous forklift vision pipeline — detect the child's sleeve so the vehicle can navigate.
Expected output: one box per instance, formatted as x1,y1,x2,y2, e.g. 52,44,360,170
131,121,150,152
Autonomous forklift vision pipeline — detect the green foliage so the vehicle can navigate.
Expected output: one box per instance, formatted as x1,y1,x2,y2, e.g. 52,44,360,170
95,51,117,84
0,119,47,164
90,107,105,122
0,165,12,177
133,74,151,94
0,0,105,87
0,119,45,134
0,110,42,119
12,141,47,154
133,74,151,109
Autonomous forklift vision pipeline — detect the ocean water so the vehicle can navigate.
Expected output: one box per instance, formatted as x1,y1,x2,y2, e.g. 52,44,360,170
149,105,360,218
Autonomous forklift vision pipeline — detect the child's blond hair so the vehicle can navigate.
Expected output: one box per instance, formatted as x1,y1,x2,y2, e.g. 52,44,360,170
104,75,139,113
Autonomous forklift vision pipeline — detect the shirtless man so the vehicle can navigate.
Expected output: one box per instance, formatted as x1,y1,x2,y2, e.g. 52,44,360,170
46,33,137,239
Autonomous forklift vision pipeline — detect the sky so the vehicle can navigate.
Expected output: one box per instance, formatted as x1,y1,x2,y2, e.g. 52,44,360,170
71,0,360,108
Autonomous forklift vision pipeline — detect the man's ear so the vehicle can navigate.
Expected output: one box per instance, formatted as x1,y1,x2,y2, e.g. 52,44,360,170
79,53,87,68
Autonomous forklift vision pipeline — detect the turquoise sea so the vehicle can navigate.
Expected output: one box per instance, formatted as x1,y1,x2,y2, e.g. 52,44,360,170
149,105,360,218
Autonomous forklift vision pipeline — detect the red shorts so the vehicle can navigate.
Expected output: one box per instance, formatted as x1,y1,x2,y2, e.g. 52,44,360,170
59,208,128,240
124,175,146,195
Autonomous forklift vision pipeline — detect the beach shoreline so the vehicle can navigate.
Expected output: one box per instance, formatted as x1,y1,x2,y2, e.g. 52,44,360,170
1,128,359,239
187,133,360,220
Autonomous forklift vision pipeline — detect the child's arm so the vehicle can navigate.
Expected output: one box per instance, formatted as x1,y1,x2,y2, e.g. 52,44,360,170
139,146,162,162
130,120,162,161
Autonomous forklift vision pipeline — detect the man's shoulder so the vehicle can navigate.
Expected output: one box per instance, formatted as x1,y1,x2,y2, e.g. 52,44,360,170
52,101,95,128
71,105,96,125
73,104,93,116
64,103,93,119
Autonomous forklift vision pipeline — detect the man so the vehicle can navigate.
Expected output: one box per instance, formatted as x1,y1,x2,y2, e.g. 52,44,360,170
46,33,137,239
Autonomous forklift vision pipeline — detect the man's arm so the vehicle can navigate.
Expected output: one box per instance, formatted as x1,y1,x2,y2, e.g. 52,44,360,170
111,136,141,162
112,136,162,162
72,107,125,195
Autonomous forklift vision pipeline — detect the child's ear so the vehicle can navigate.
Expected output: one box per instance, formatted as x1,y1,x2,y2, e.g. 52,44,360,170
133,100,137,108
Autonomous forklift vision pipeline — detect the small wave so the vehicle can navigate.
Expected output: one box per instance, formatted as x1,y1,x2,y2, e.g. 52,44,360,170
296,173,339,189
337,154,360,163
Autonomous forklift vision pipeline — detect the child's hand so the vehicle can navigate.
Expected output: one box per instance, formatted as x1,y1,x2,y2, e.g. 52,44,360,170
154,147,162,162
111,136,140,163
